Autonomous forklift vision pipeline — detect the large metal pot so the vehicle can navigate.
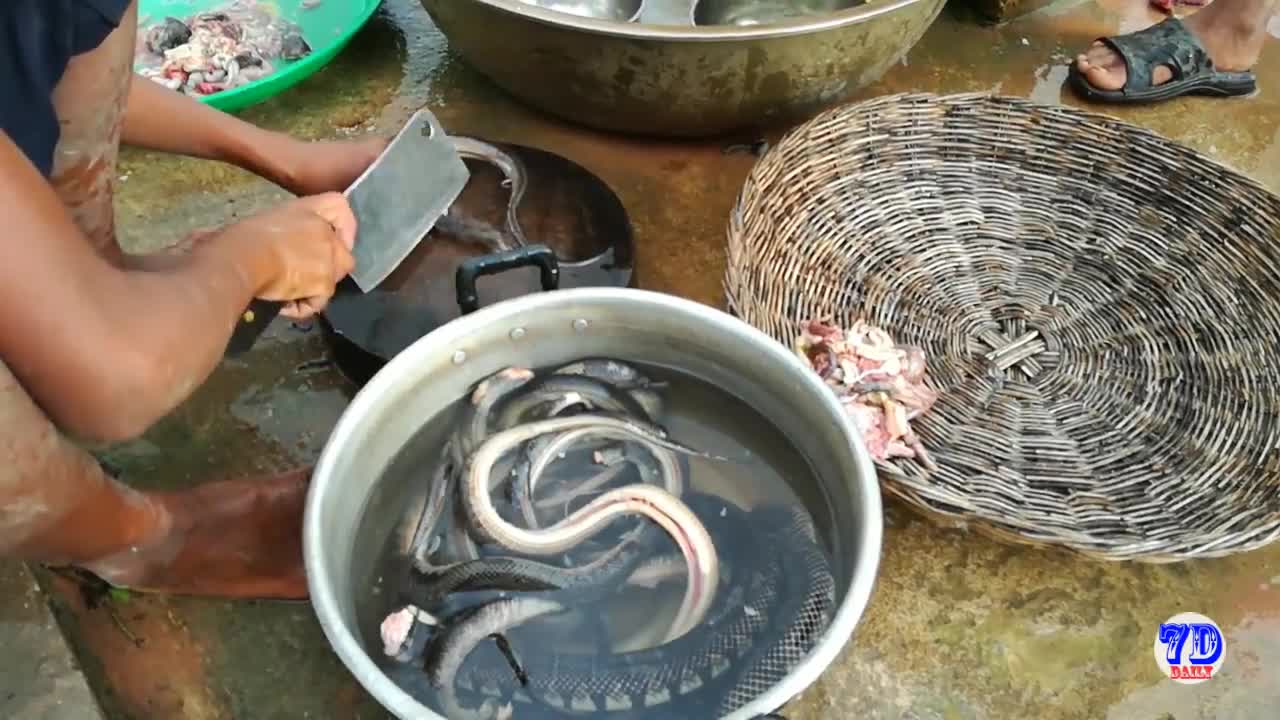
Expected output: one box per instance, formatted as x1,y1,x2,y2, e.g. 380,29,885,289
304,287,883,719
419,0,946,137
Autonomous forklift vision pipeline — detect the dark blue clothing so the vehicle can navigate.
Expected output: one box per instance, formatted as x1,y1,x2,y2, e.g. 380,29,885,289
1,0,133,177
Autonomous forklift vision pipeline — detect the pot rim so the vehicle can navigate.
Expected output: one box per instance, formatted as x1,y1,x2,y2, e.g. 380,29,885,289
304,287,883,719
442,0,931,42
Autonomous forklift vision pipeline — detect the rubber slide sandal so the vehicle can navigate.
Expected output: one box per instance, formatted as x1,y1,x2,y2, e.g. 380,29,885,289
1068,18,1257,104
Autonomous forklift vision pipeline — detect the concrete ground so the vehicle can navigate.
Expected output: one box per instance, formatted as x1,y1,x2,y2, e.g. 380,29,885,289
0,564,104,720
8,0,1280,718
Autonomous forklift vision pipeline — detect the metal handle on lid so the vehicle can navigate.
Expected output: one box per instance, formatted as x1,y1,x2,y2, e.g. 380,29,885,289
454,244,561,315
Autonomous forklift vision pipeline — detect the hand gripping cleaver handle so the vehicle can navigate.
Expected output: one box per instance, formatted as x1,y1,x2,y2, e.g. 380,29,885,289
224,109,464,358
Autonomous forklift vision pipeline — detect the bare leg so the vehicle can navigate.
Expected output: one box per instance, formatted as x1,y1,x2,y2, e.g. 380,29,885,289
0,361,168,565
0,360,310,598
1075,0,1277,91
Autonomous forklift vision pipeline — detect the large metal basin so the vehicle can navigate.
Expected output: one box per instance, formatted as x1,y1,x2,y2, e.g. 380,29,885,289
419,0,946,137
304,288,883,718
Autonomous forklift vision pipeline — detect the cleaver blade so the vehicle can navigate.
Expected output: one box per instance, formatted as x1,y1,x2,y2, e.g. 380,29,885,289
346,108,471,292
223,108,469,356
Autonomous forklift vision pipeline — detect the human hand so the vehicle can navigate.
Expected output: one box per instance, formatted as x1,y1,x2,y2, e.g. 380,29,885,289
223,193,357,320
273,135,389,197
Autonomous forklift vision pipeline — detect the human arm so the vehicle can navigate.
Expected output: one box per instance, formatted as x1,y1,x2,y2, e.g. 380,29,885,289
0,132,353,442
122,76,386,195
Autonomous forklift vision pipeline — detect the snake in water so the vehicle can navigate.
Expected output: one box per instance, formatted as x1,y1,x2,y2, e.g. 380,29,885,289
388,361,836,719
462,413,721,644
394,496,833,720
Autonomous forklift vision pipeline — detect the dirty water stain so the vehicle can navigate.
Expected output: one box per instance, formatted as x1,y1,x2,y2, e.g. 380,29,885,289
228,372,351,462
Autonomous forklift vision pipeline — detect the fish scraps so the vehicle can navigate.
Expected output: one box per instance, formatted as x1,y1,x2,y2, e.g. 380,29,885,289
135,1,313,97
794,319,939,470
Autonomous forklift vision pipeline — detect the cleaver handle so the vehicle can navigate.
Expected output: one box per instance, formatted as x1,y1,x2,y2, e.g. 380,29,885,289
224,298,283,357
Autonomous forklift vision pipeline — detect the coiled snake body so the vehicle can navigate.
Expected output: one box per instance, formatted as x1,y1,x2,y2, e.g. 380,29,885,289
387,361,836,719
436,500,835,719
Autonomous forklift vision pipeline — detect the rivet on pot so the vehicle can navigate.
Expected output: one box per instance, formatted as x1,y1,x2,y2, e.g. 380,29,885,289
510,328,526,340
573,319,589,332
452,350,467,365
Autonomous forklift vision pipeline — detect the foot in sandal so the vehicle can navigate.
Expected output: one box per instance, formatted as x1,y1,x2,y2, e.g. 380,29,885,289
1068,0,1274,103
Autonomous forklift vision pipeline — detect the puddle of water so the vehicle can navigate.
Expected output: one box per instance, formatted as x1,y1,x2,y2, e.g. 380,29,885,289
1029,62,1069,104
229,380,350,463
1252,125,1280,188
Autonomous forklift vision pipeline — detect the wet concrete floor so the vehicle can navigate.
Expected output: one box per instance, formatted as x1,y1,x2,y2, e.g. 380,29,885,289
29,0,1280,718
0,563,104,720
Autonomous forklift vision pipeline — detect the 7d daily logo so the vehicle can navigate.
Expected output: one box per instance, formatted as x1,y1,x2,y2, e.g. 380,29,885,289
1153,612,1226,684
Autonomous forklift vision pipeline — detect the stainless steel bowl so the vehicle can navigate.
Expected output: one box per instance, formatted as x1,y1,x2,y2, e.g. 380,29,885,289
304,287,883,719
419,0,945,137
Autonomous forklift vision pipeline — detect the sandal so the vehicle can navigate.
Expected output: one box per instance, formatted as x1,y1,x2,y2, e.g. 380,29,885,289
1067,18,1257,103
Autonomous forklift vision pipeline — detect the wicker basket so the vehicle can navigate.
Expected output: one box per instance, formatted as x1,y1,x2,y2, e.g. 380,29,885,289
724,92,1280,562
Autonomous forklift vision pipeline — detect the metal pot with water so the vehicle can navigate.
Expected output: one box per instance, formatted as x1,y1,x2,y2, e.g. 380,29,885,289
304,288,882,719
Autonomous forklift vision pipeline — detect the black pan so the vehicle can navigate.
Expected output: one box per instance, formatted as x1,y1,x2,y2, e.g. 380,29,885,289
319,138,635,387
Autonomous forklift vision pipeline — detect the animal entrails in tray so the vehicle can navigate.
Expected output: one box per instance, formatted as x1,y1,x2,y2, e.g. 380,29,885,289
135,1,313,97
794,319,940,469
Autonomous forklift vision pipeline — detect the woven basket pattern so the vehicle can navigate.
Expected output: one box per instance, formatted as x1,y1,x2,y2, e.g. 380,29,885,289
724,92,1280,562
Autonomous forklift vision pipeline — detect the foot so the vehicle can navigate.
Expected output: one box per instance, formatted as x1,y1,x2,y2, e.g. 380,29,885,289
79,469,312,599
1075,8,1266,91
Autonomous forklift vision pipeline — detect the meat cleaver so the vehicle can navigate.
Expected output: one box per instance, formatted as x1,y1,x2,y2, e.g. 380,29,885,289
223,108,471,356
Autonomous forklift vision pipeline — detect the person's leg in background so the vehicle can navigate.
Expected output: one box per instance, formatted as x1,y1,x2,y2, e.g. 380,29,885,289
1069,0,1276,101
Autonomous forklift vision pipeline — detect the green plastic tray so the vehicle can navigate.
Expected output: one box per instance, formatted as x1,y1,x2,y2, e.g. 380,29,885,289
136,0,382,113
